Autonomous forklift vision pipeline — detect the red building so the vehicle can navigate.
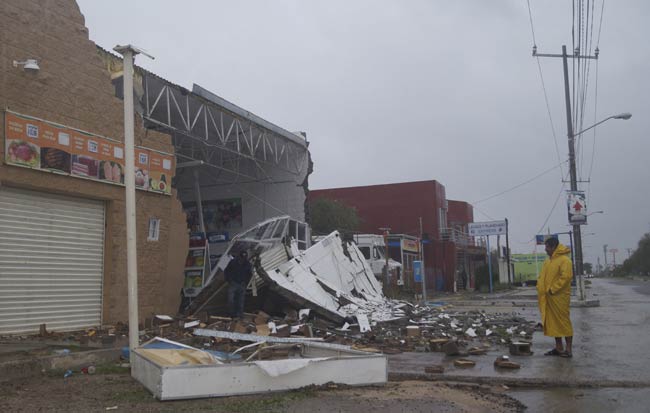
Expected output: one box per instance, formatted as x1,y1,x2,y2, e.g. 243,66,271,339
310,180,484,292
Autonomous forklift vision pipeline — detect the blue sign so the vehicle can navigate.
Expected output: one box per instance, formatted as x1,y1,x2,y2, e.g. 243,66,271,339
535,234,558,245
413,260,423,282
207,232,229,244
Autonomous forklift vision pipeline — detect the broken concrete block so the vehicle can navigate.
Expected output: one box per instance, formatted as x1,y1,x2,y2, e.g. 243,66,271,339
283,308,298,322
231,321,249,334
406,326,420,337
509,342,533,356
254,311,270,325
453,358,476,368
255,324,271,336
425,365,445,374
429,338,450,352
443,340,460,356
197,311,209,324
494,356,521,369
468,347,487,356
300,324,314,338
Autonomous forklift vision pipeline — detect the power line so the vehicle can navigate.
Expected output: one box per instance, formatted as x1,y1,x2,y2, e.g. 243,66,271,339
526,0,565,178
596,0,606,46
473,160,567,205
586,0,605,202
526,0,537,46
473,205,496,222
534,172,570,236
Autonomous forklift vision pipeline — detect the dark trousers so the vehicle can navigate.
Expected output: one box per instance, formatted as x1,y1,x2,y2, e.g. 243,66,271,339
227,282,246,318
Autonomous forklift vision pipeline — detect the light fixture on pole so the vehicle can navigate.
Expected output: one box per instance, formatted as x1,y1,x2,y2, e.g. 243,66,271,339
571,113,628,302
113,44,154,363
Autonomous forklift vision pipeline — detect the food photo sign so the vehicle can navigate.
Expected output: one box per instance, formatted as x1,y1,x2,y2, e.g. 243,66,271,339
4,111,173,195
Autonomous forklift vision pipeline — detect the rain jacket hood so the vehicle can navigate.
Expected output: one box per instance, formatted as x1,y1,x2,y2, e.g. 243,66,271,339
551,243,571,259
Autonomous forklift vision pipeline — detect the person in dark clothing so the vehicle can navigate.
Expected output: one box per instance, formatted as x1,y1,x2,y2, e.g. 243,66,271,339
224,250,253,318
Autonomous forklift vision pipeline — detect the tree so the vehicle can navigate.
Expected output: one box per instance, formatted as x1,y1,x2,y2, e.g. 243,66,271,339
621,233,650,276
309,198,360,235
584,262,593,274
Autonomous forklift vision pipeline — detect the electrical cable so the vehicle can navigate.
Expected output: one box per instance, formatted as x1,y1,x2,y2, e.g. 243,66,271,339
473,160,568,205
534,171,570,237
527,0,565,179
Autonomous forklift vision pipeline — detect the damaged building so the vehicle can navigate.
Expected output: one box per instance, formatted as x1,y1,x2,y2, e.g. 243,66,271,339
0,0,311,334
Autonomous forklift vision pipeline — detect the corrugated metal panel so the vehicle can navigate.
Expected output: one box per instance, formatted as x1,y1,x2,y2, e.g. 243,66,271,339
0,187,105,334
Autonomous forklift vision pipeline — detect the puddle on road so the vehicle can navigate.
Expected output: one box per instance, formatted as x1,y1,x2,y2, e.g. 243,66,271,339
509,387,650,413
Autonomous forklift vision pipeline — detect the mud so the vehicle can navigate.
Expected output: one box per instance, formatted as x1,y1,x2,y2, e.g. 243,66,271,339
0,373,524,413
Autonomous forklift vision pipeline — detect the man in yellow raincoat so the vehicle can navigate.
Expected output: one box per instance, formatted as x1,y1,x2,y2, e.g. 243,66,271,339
537,237,574,358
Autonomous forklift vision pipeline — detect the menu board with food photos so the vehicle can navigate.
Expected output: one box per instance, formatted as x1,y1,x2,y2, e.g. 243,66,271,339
4,111,174,195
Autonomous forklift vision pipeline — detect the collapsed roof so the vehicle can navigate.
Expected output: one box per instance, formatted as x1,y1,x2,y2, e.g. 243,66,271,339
185,216,407,324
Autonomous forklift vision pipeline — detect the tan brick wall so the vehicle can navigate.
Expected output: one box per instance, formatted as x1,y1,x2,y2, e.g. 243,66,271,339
0,0,188,324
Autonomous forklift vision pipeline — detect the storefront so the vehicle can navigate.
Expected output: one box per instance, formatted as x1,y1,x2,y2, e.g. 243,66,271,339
0,187,105,334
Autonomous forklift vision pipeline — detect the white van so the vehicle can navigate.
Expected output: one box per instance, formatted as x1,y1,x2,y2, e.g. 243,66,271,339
352,234,402,283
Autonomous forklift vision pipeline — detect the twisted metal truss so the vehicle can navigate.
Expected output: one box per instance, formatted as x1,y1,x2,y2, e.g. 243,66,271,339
142,73,309,180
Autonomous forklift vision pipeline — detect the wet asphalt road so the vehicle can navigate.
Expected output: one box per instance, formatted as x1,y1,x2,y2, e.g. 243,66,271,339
508,277,650,412
388,277,650,412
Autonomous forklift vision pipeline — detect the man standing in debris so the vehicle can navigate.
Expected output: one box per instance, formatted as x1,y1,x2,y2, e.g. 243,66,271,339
537,237,574,358
225,250,253,319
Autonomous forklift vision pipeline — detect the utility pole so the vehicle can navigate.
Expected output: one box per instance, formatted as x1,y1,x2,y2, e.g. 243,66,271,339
418,217,428,303
533,45,598,301
603,244,608,270
379,227,391,294
611,249,618,267
505,218,511,285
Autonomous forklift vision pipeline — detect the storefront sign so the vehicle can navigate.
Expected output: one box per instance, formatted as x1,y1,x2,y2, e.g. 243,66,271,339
401,239,420,253
535,234,558,245
4,111,174,195
468,220,507,236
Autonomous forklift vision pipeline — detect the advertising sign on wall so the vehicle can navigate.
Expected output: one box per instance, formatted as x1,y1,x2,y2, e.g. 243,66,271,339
4,111,174,195
184,199,243,233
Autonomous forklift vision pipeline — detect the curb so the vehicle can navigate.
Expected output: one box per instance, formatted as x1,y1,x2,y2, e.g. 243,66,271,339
0,348,121,382
447,299,600,308
388,372,650,389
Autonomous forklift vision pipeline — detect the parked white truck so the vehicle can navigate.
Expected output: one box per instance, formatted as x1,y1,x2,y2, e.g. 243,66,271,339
353,234,403,284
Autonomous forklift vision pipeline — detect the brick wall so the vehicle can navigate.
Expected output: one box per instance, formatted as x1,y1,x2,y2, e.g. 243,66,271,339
0,0,188,324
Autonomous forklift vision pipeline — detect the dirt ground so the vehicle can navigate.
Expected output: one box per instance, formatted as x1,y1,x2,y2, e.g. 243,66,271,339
0,366,525,413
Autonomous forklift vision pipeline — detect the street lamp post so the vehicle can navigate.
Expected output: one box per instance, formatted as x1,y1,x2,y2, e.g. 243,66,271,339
113,44,153,363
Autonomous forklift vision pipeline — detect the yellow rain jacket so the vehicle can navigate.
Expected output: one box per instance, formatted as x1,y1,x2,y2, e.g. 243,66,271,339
537,243,574,337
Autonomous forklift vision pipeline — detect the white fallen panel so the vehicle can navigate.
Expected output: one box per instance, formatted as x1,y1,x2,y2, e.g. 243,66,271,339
132,342,387,400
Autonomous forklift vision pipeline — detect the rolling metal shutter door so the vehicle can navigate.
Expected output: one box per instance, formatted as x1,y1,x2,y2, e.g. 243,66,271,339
0,187,105,334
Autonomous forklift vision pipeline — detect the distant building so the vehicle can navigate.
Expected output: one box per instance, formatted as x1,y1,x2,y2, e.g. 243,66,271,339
310,180,485,292
512,253,547,283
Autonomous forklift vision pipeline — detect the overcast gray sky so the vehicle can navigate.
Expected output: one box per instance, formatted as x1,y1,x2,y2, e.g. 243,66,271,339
77,0,650,265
